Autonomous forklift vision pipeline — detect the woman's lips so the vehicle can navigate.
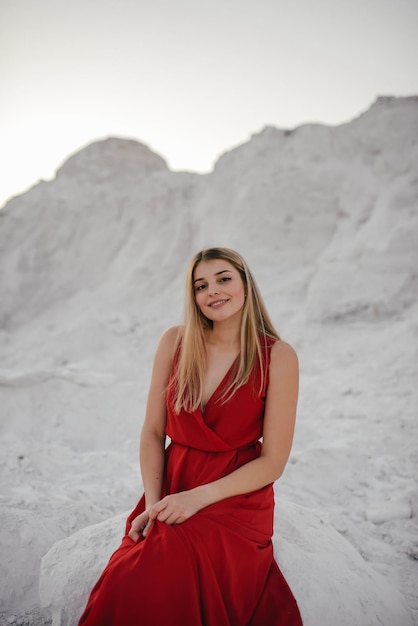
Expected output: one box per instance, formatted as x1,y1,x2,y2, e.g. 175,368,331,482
209,299,229,309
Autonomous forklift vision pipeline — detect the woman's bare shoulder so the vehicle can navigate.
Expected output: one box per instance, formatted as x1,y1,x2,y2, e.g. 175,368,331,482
270,340,299,368
158,325,184,357
150,326,183,381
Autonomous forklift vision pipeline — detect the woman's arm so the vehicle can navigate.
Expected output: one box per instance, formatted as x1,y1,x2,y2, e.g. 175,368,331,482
129,326,180,540
149,341,299,525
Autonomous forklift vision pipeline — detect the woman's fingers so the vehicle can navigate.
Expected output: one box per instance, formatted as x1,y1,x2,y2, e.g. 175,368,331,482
128,511,150,541
142,518,154,537
145,492,200,528
152,497,186,525
149,499,167,521
129,506,179,539
128,526,140,541
157,509,177,524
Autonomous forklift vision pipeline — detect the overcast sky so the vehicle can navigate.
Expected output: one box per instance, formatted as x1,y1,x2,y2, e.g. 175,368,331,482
1,0,417,207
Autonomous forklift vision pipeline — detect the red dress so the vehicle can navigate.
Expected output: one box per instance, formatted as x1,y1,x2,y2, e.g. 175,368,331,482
79,338,302,625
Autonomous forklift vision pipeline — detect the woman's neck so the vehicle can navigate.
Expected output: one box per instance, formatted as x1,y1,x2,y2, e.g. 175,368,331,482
206,319,241,350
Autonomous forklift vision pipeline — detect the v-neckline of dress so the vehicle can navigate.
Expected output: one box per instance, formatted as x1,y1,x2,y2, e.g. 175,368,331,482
200,356,239,415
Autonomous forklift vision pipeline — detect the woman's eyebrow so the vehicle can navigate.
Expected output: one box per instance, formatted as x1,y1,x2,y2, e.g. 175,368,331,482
193,269,231,284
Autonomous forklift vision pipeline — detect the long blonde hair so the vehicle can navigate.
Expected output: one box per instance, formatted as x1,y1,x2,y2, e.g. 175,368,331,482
174,247,280,413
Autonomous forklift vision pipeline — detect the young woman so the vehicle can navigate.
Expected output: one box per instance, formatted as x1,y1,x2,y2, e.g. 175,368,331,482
79,247,303,625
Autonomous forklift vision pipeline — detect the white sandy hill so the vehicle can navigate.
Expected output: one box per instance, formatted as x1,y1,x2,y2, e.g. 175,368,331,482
0,96,417,625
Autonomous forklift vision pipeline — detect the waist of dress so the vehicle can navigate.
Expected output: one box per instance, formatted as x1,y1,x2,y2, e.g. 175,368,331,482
166,438,262,454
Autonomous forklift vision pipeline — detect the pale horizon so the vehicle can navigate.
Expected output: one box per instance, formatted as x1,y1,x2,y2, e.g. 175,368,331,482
1,0,418,208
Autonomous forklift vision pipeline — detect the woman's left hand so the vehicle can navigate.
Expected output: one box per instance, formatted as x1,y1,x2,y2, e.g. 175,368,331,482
148,489,205,527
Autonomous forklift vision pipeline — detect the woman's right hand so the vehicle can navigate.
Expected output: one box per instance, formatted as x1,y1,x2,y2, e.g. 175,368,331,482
128,509,154,541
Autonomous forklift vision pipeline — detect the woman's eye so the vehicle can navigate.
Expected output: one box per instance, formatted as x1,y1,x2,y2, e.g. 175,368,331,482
195,284,206,291
220,277,231,283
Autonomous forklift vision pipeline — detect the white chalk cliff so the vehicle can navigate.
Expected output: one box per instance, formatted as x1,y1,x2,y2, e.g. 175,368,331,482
0,96,417,624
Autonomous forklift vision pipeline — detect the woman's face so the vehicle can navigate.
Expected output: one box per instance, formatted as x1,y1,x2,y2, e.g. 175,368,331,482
193,259,246,324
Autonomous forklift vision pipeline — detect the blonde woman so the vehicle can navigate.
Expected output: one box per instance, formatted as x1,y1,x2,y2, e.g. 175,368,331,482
79,247,302,625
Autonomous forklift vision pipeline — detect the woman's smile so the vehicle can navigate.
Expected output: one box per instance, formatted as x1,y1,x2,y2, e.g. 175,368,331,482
208,298,230,308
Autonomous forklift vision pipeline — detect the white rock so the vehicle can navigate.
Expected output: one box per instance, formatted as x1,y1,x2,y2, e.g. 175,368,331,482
40,514,123,626
39,501,414,626
365,500,412,524
0,508,63,614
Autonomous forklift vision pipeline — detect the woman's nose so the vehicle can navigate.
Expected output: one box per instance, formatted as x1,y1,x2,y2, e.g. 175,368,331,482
209,283,220,295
